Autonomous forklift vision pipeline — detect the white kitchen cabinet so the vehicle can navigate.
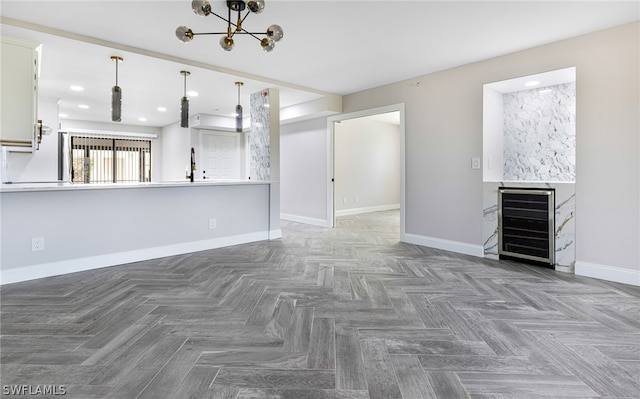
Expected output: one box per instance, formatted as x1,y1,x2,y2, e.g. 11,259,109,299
0,36,39,150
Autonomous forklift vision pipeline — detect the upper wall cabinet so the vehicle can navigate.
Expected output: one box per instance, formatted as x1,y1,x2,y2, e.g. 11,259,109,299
0,36,39,151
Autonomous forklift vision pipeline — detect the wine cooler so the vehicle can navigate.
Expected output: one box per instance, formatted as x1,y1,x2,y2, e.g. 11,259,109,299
498,188,555,266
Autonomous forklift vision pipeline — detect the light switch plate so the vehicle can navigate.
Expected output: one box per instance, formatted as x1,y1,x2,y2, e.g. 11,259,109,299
471,157,481,169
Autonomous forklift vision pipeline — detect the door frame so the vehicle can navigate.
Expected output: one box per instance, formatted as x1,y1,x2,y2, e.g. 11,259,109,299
326,103,406,240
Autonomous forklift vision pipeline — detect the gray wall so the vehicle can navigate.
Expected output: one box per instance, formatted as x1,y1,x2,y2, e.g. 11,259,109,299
280,118,328,224
343,22,639,280
1,183,270,284
335,117,400,214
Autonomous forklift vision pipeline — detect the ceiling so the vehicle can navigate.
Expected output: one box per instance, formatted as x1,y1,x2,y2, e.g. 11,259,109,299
1,1,638,128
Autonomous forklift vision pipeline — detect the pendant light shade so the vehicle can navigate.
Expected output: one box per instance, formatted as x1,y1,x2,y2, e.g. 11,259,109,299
111,86,122,122
180,70,191,128
235,81,243,132
235,104,243,132
181,96,190,128
110,56,123,122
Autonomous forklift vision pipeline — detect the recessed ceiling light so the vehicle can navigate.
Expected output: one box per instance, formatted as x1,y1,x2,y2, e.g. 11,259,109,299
78,104,89,109
70,85,84,91
538,89,552,94
525,80,540,87
187,90,198,97
138,117,147,122
59,113,68,118
157,107,167,112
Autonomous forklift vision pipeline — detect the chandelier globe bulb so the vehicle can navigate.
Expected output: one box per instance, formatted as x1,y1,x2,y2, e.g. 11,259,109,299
192,0,212,16
266,24,283,42
261,37,275,52
175,26,194,42
220,36,235,51
247,0,265,14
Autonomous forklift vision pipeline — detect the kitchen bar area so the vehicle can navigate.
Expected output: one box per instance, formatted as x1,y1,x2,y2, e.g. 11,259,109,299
0,180,276,285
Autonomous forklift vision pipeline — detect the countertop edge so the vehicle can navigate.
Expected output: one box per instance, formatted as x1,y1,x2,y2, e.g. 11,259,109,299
0,180,271,193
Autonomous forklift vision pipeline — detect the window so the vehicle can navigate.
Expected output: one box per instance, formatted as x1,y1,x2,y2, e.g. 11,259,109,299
71,136,151,183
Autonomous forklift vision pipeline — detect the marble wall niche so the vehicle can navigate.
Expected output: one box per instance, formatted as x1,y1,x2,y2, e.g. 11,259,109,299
483,181,575,272
503,83,576,182
483,68,576,272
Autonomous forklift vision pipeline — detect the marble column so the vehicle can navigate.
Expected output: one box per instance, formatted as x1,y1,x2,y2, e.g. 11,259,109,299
250,88,280,239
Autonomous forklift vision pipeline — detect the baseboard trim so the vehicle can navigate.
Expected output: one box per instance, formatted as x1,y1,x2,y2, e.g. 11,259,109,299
269,229,283,240
575,261,640,286
280,213,330,227
0,231,270,285
403,233,484,258
335,204,400,217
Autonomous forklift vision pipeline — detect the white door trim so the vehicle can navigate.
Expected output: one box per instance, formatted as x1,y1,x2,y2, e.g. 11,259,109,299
326,103,406,240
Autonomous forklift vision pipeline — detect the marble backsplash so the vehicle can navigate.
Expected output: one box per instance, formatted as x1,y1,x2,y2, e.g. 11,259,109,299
503,83,576,182
483,182,575,272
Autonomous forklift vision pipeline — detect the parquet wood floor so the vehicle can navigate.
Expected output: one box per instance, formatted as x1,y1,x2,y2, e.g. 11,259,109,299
1,211,639,398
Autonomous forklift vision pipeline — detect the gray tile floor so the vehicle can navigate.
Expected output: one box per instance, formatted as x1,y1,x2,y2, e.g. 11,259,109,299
1,211,639,398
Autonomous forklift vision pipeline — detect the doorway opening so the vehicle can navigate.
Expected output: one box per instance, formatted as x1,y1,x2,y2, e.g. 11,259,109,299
327,104,406,241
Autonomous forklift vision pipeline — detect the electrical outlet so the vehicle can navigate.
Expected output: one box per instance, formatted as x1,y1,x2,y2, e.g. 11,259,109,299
343,197,348,204
471,157,481,169
32,237,45,252
209,218,217,229
355,196,359,203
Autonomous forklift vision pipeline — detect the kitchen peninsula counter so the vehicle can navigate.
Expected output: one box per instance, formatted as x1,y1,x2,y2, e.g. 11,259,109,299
1,180,279,285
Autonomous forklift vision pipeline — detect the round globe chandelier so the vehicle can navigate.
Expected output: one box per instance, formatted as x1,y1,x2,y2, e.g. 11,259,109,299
176,0,284,52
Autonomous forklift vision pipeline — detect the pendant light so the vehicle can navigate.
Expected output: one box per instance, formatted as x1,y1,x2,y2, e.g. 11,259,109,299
180,70,191,128
110,56,123,122
235,81,244,132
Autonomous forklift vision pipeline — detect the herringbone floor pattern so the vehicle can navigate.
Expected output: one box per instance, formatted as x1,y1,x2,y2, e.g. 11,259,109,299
1,211,639,398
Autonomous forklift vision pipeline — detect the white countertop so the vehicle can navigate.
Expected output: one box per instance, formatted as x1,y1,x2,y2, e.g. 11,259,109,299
483,180,576,185
0,179,270,193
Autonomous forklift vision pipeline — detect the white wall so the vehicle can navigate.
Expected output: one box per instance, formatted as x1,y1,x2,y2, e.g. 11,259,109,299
280,117,328,225
160,122,191,181
335,117,400,215
342,22,639,284
6,117,164,183
483,87,504,181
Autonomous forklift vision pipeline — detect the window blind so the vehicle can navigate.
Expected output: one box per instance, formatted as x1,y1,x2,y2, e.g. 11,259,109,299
71,136,151,184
